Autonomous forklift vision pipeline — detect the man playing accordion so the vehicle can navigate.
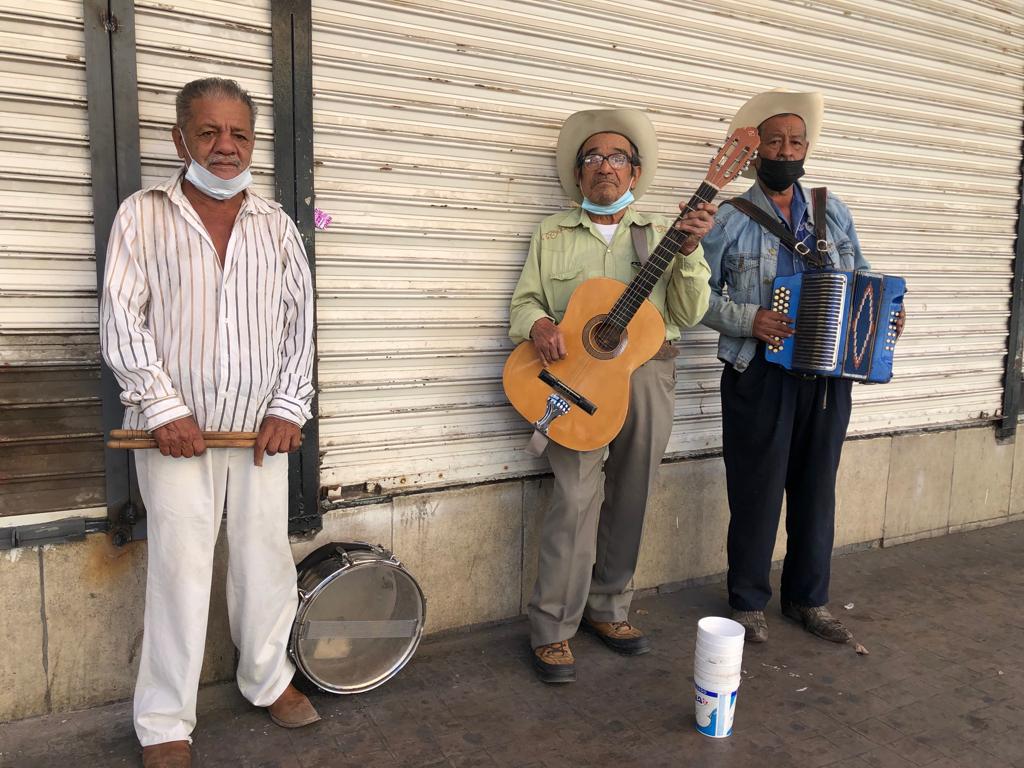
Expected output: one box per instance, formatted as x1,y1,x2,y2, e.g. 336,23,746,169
701,88,905,645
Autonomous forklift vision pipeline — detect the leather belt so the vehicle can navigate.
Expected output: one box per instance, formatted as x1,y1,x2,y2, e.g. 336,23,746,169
651,341,679,361
784,370,819,381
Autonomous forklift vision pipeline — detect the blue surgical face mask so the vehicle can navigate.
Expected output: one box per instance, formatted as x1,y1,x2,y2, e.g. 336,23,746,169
182,141,252,201
581,189,634,216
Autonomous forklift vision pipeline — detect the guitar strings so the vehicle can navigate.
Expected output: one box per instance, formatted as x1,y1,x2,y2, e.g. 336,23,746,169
602,182,719,339
607,182,717,325
566,182,718,389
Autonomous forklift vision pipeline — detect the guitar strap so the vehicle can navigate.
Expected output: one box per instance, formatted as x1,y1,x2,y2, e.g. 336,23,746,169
527,222,653,457
630,222,650,265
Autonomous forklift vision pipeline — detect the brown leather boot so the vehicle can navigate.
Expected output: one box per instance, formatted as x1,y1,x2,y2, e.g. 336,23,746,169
532,640,576,683
141,740,191,768
267,683,321,728
581,618,651,655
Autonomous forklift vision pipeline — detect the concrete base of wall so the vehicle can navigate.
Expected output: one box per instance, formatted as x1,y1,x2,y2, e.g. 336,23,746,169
2,423,1022,723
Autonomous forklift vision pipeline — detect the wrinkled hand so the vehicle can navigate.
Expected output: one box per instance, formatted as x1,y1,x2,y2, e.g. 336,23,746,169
254,416,302,467
753,308,795,343
152,416,206,459
530,317,566,366
896,307,906,338
674,201,718,255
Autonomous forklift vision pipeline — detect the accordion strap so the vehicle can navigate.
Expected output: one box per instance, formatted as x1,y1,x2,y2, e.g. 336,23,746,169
811,186,830,263
725,192,829,269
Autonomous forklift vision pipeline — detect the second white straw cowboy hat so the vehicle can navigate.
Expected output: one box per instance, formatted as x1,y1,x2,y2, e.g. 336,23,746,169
728,88,824,178
555,108,659,204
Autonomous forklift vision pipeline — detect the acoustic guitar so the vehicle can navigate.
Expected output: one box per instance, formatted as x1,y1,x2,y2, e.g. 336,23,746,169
502,128,760,452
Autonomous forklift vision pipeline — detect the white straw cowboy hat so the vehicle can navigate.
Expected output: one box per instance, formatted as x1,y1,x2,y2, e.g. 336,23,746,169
728,88,824,178
555,108,659,203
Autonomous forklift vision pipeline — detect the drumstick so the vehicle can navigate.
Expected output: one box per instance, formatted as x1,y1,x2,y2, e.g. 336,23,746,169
110,429,260,440
107,438,257,450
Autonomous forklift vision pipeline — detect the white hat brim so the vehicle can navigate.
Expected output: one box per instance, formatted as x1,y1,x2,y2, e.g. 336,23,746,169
728,89,824,178
555,109,659,203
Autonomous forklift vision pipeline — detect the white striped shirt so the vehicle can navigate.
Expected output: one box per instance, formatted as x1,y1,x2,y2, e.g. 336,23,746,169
100,171,315,432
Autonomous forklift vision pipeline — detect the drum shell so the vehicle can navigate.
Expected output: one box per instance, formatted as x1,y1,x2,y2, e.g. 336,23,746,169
290,542,426,695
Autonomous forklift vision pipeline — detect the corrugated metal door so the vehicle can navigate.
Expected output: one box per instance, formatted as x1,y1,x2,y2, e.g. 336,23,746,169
0,1,105,518
134,0,275,195
311,0,1021,497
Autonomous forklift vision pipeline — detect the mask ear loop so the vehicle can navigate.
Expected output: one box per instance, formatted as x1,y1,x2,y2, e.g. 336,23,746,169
178,127,196,167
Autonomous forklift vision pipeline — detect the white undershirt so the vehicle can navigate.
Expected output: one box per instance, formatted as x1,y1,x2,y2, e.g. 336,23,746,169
593,222,619,243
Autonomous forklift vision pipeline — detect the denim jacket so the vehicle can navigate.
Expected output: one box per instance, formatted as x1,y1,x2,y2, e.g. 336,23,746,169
701,181,870,372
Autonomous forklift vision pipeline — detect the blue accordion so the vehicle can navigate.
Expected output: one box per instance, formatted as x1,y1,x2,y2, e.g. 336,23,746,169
765,271,906,383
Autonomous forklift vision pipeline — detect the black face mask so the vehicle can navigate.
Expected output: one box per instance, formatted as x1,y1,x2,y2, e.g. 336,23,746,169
756,157,805,192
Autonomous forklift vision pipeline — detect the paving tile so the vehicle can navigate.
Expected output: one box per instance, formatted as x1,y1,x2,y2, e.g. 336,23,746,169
2,522,1022,768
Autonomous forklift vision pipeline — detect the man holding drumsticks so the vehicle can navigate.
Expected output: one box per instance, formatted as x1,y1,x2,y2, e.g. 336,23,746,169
100,77,318,768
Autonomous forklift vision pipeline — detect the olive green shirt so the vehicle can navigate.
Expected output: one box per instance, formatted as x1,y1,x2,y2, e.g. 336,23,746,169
509,206,712,344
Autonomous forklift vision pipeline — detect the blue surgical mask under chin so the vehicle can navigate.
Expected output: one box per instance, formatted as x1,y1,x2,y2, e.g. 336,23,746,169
581,189,635,216
182,143,252,201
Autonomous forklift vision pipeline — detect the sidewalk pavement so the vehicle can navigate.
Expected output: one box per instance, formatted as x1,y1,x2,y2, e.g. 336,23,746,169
2,522,1022,768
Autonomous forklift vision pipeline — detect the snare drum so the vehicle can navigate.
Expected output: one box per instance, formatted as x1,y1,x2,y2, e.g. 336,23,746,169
290,541,426,694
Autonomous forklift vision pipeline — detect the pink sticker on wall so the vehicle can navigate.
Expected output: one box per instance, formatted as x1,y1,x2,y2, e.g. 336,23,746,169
313,207,333,230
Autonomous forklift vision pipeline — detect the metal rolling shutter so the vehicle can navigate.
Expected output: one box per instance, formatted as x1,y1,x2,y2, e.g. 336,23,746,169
311,0,1021,497
0,1,105,518
133,0,275,197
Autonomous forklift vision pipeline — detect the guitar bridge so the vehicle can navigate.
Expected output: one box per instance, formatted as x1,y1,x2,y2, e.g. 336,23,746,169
537,370,598,415
534,393,571,435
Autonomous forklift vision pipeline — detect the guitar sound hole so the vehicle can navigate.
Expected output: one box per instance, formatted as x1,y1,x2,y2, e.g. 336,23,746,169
594,323,622,351
582,316,626,360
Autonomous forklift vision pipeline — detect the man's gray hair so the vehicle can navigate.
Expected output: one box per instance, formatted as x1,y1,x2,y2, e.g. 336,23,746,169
175,77,257,130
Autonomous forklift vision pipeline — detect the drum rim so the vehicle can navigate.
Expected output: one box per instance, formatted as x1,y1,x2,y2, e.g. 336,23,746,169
290,557,427,695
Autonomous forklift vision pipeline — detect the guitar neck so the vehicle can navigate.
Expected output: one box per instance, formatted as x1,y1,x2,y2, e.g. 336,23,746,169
605,180,720,331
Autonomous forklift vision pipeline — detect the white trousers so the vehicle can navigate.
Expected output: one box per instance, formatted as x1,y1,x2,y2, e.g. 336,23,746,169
133,448,298,747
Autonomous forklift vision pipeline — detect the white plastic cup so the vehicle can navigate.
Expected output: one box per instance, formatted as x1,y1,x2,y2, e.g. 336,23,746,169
696,634,745,654
693,666,742,687
694,661,743,679
694,675,740,738
696,616,745,647
696,651,745,667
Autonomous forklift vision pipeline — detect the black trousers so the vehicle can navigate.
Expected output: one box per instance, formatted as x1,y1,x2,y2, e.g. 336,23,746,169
720,352,852,612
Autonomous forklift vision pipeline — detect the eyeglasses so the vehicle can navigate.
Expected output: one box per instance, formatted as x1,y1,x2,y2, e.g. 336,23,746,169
579,153,634,170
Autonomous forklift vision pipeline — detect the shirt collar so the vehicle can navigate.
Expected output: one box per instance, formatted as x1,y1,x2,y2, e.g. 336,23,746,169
751,180,810,231
559,204,655,231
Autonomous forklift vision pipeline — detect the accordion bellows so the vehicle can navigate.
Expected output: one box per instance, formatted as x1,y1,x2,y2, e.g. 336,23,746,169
765,271,907,383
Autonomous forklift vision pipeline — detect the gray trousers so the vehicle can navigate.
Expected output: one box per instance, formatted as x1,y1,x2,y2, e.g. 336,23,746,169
528,357,677,648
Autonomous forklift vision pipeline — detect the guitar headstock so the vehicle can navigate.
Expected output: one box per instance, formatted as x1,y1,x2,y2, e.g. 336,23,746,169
705,127,760,190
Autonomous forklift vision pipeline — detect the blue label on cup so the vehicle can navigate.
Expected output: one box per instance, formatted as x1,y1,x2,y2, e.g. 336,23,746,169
695,682,738,737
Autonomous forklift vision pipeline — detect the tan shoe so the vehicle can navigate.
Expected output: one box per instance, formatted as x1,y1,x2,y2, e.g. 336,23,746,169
582,618,651,655
532,640,576,683
142,740,191,768
267,683,321,728
781,602,853,644
732,609,768,643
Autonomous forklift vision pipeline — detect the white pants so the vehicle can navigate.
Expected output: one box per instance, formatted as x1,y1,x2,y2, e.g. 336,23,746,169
133,448,298,747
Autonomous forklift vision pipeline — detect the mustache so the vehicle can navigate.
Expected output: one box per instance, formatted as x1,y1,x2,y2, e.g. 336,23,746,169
205,153,241,167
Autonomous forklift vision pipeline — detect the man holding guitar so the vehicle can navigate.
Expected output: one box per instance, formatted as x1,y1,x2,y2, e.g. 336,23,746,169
701,89,906,646
508,109,715,683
